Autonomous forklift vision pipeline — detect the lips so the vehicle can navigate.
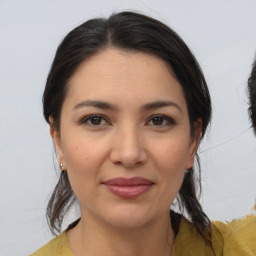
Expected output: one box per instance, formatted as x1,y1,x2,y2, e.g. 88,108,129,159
103,177,154,199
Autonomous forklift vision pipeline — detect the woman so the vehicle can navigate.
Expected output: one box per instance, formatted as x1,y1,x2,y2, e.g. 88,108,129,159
31,11,255,256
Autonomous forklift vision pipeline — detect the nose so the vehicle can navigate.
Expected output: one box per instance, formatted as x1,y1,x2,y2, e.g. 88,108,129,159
109,125,147,168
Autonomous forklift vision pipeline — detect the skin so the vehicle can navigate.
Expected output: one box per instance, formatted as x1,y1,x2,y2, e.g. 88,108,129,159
51,48,202,256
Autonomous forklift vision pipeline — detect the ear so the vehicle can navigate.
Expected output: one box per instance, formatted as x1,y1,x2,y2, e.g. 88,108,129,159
186,118,202,170
49,116,65,170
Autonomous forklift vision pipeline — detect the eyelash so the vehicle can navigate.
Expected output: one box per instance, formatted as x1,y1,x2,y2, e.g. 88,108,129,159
78,114,175,127
146,114,175,127
78,114,110,126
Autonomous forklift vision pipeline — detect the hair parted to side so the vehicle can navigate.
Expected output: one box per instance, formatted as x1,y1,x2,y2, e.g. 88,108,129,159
43,11,212,237
248,58,256,135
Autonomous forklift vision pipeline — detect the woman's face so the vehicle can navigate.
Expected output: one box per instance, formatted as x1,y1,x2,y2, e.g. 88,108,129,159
51,49,201,228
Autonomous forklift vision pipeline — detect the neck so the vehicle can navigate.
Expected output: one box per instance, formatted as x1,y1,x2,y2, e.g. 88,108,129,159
67,210,175,256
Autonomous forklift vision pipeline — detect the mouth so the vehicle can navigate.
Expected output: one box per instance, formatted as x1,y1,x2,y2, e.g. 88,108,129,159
102,177,154,199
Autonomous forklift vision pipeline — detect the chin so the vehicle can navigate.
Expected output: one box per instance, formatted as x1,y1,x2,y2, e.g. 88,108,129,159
101,205,158,229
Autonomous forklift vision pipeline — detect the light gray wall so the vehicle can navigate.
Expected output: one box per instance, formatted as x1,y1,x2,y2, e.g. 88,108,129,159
1,1,256,255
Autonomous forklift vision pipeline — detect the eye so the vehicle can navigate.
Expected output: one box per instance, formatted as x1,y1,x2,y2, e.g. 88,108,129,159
78,114,110,126
147,115,175,127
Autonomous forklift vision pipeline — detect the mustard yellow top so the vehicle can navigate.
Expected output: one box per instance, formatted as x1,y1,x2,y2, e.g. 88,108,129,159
31,215,256,256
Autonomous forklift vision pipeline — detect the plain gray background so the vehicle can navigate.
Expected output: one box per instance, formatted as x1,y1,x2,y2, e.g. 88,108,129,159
1,1,256,255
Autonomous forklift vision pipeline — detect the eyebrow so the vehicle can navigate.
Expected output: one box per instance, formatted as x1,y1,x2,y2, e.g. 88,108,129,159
73,100,182,113
73,100,118,111
142,101,182,113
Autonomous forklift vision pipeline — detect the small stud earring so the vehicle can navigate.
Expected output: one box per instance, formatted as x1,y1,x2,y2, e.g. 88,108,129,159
59,163,63,170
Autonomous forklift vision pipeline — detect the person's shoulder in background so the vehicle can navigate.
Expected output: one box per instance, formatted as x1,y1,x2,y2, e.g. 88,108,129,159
212,213,256,256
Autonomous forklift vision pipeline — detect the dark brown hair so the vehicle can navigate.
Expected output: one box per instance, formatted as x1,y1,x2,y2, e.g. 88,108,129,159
248,58,256,135
43,11,212,237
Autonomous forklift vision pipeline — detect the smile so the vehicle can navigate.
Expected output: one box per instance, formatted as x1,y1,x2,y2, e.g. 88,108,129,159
103,177,154,199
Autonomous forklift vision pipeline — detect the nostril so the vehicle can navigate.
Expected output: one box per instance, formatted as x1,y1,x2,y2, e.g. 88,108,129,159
109,148,147,168
109,130,147,167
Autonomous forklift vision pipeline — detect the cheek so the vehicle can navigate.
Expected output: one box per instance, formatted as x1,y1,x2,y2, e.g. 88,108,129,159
157,146,186,188
60,131,112,195
152,137,190,173
62,132,105,170
151,138,189,199
61,137,101,191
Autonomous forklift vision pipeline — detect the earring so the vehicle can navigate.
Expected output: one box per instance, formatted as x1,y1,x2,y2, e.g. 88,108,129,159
59,163,63,170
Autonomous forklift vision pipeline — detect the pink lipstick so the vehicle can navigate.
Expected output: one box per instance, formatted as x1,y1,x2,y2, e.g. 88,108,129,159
103,177,153,199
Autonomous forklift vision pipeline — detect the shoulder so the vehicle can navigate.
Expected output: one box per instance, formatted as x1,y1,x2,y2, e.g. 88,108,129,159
30,232,73,256
211,214,256,255
173,215,256,256
173,218,216,256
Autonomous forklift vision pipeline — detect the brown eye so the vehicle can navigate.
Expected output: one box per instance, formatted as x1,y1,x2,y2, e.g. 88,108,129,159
152,116,164,125
147,115,175,127
90,116,102,125
79,114,110,126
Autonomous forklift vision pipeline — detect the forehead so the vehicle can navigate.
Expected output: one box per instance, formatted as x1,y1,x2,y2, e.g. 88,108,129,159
64,48,187,110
